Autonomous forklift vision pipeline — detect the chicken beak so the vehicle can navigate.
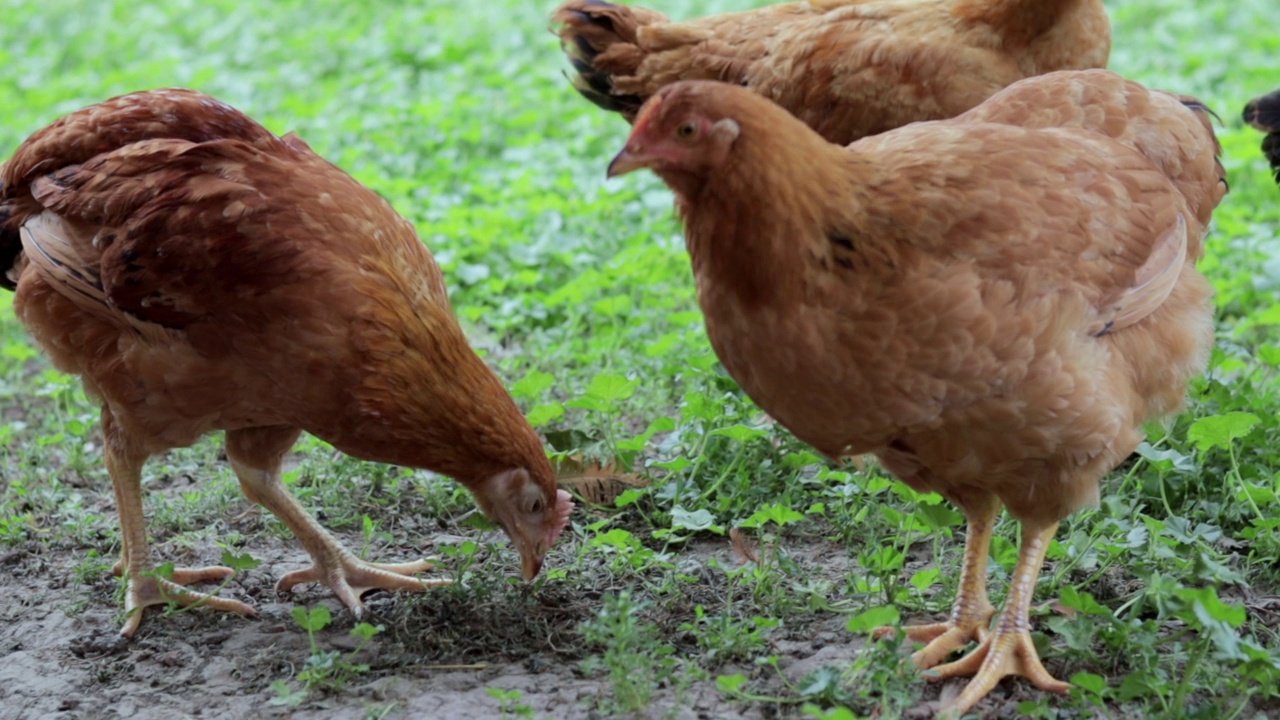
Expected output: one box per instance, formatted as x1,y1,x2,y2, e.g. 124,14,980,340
607,145,647,178
520,551,544,581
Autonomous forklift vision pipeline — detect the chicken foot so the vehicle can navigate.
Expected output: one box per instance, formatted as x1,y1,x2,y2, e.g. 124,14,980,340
873,495,999,667
926,520,1070,718
226,428,448,616
105,416,255,638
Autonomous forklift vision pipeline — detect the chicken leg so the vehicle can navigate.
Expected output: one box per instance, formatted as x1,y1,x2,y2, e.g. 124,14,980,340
873,494,999,667
225,427,448,615
104,413,255,637
927,520,1070,718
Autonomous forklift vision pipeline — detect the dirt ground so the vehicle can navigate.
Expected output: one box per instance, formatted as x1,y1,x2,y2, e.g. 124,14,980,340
0,529,915,720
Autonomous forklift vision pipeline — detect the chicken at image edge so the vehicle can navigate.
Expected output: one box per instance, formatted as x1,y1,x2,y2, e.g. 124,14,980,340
1243,86,1280,183
606,69,1226,716
554,0,1111,146
0,89,573,637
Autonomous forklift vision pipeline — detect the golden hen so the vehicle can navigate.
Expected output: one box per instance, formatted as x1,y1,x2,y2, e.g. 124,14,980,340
0,89,573,637
606,70,1225,715
555,0,1111,145
1244,87,1280,183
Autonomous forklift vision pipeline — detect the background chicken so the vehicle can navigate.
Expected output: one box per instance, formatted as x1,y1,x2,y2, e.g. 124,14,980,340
1244,87,1280,183
605,70,1226,716
554,0,1111,145
0,89,574,636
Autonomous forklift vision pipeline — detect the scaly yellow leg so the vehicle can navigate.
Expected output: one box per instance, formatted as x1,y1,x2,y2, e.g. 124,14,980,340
226,428,449,617
104,412,255,637
874,495,999,667
929,520,1070,719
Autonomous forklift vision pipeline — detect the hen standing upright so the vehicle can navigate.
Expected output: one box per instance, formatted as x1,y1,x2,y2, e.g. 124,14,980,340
606,69,1226,716
554,0,1111,145
0,89,573,636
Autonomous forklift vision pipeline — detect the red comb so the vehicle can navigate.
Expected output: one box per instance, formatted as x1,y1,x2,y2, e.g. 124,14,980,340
631,93,665,138
545,489,574,547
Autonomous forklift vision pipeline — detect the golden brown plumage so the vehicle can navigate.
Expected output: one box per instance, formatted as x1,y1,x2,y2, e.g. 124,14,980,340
1243,87,1280,183
607,69,1225,715
0,89,573,636
555,0,1111,145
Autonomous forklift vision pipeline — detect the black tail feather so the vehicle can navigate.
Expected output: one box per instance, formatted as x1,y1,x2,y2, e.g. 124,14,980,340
1,202,20,292
554,0,653,119
1180,98,1222,124
1262,133,1280,185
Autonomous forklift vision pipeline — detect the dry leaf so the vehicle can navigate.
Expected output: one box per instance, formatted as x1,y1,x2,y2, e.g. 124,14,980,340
729,527,759,565
1040,598,1076,617
554,455,649,506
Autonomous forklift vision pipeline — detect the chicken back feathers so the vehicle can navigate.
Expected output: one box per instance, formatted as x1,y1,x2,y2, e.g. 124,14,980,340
555,0,1111,145
0,89,570,542
620,70,1222,525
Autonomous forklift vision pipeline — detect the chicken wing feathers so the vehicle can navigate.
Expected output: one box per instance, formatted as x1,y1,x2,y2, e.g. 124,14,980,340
1090,214,1186,337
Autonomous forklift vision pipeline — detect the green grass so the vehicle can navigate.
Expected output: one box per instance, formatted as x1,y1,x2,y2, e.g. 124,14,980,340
2,0,1280,718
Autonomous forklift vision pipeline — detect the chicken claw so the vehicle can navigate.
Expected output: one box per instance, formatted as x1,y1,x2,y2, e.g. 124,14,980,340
276,553,449,616
926,521,1069,718
873,496,998,668
121,565,256,638
877,612,995,669
926,625,1069,717
229,431,452,617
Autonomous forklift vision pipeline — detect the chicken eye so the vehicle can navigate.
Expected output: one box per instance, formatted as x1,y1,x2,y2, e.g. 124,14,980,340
676,122,698,140
527,497,544,514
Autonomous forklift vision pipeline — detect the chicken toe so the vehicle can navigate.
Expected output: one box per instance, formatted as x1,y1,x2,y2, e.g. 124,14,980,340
873,496,998,668
925,520,1069,718
121,566,257,637
276,553,447,615
925,625,1069,701
227,428,448,616
887,612,996,669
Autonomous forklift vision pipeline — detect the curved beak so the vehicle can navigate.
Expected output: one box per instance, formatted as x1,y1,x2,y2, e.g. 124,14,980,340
607,145,647,179
520,550,544,581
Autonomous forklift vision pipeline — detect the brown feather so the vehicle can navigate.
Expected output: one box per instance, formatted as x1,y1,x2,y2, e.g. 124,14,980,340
554,0,1111,145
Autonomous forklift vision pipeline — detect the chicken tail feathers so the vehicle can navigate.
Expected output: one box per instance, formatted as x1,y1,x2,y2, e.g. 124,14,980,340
1243,88,1280,184
18,214,115,321
1177,97,1229,194
552,0,664,120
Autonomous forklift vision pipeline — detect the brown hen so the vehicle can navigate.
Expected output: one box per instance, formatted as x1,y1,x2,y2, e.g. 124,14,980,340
0,89,573,637
606,70,1225,715
555,0,1111,145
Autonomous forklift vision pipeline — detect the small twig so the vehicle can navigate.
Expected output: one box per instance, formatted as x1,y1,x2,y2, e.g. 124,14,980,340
419,663,489,671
